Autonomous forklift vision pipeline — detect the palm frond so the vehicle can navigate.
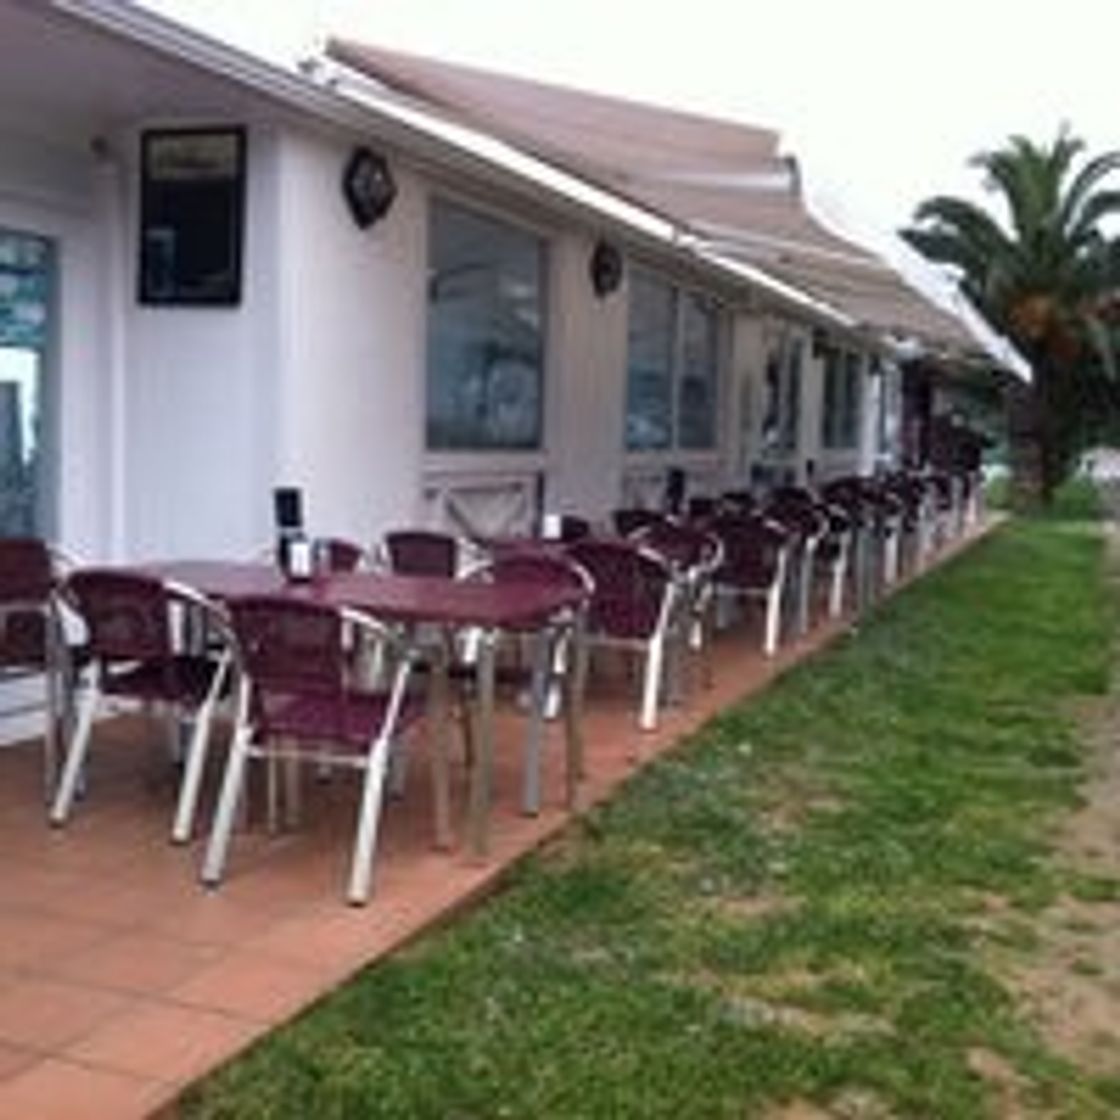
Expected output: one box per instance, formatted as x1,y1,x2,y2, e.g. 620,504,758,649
1058,149,1120,235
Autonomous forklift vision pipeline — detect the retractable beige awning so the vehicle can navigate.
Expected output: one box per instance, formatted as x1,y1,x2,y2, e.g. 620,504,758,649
327,39,1010,366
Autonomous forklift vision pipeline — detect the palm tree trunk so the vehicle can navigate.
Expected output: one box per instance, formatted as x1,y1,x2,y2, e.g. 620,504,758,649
1006,380,1046,508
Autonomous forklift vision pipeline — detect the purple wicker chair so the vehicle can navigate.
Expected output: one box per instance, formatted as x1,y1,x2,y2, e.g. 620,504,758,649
319,537,365,573
49,569,231,843
630,519,723,687
382,529,457,577
764,497,829,636
0,537,70,795
201,595,426,905
457,552,592,813
566,538,676,733
708,514,790,656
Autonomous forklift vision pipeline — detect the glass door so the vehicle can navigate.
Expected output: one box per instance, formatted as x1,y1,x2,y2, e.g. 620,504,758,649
0,229,54,537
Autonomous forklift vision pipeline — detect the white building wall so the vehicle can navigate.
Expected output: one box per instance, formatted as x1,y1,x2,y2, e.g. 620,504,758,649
798,340,825,486
858,353,880,475
121,122,280,561
274,129,426,548
727,311,766,489
547,232,629,524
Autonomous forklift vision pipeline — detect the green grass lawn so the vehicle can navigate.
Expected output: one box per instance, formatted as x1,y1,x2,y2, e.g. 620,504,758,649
182,501,1116,1119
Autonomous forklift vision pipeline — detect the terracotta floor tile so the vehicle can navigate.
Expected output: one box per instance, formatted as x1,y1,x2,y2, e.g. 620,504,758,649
0,1058,164,1120
0,912,110,973
170,951,332,1022
66,1003,261,1084
53,932,223,995
0,1041,39,1081
0,978,133,1051
243,906,407,970
31,878,188,930
138,893,297,947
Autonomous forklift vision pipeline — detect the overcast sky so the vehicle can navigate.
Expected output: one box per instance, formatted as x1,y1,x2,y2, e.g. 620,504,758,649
147,0,1120,247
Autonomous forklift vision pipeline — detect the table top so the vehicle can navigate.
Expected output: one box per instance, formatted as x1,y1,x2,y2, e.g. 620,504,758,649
147,560,582,629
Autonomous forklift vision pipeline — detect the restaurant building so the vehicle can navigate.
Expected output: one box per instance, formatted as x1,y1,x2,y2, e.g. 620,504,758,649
0,1,1007,565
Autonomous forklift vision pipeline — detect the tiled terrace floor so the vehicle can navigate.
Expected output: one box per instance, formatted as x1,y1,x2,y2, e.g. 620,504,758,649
0,529,990,1119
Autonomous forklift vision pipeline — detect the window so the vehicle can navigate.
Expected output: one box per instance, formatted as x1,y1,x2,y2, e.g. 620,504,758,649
625,271,675,451
875,359,900,457
426,201,545,451
761,330,802,457
820,347,863,449
679,293,719,449
0,229,54,536
625,269,720,452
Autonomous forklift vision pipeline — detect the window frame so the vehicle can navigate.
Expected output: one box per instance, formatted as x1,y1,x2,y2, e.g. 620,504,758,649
423,193,550,457
820,345,864,451
623,264,724,458
759,323,806,464
0,226,57,539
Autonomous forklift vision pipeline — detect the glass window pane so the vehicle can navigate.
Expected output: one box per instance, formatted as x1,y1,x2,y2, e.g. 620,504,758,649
761,337,783,456
821,348,840,448
677,293,719,449
625,270,674,451
0,229,52,537
842,351,862,447
426,201,544,451
781,337,802,453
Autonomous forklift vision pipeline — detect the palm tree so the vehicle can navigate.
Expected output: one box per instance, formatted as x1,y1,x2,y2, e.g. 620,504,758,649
901,130,1120,504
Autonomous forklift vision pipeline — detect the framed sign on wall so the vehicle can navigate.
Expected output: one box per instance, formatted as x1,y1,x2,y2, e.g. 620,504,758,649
138,126,247,306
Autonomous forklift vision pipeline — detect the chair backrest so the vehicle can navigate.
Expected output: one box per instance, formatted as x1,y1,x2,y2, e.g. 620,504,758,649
820,478,866,527
612,508,664,538
0,537,53,605
383,530,457,577
708,515,788,589
567,539,672,640
0,538,55,669
685,495,717,520
67,570,173,663
228,595,343,701
320,538,364,573
770,485,816,509
719,490,755,516
632,519,718,574
558,514,592,543
764,499,827,544
469,552,592,599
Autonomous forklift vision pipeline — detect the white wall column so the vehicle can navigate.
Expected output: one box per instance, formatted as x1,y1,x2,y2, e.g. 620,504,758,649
547,233,628,523
798,336,825,485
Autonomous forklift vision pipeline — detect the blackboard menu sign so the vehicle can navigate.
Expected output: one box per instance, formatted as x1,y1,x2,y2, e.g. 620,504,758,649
138,127,246,306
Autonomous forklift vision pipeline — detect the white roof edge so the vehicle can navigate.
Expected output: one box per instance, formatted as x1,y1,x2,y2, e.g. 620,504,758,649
693,246,856,330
